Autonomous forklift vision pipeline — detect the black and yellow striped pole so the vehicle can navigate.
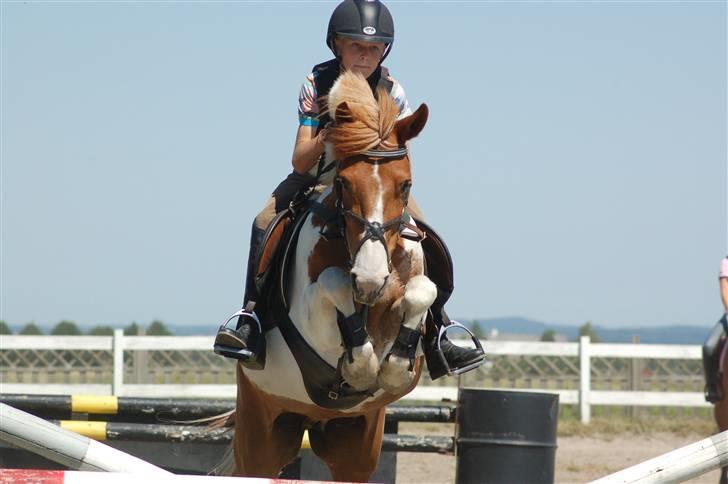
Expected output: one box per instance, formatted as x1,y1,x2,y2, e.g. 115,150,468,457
0,394,235,421
0,394,454,423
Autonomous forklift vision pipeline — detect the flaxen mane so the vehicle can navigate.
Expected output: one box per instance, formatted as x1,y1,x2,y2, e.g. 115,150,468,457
325,71,400,158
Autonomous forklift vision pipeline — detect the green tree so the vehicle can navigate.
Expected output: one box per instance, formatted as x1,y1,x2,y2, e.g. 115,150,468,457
540,329,556,342
124,322,141,336
19,323,43,335
147,320,173,336
51,320,82,336
0,321,12,335
578,321,600,343
88,325,114,336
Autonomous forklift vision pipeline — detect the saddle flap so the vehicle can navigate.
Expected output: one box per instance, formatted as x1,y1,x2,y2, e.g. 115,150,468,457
256,210,292,280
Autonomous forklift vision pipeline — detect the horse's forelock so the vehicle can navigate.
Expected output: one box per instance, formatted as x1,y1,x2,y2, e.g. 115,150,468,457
326,72,400,158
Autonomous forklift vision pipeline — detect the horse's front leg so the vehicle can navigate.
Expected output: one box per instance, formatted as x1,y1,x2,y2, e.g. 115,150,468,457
378,275,437,394
310,267,379,391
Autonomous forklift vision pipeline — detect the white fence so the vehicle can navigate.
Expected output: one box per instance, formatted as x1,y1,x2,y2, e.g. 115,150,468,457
0,332,707,423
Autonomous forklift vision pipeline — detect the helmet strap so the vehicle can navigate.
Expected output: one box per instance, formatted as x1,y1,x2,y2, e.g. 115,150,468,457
379,43,392,64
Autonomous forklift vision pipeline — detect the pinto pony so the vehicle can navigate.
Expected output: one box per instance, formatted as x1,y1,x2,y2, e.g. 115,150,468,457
226,71,436,481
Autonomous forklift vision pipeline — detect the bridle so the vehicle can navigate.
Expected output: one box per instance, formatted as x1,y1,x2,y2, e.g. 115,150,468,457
333,146,424,274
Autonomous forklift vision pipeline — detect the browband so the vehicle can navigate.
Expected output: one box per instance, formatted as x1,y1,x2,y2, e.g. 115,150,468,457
362,147,408,158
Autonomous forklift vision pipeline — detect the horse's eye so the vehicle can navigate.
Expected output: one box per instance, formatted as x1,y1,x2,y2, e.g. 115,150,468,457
400,180,412,199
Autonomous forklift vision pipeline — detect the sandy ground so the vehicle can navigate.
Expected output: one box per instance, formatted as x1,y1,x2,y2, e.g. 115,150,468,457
396,432,722,484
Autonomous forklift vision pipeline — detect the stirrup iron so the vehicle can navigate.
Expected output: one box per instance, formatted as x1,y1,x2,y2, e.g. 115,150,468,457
436,320,485,377
213,303,264,363
220,303,262,333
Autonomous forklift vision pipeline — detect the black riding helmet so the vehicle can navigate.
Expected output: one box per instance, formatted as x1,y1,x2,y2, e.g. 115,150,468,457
326,0,395,63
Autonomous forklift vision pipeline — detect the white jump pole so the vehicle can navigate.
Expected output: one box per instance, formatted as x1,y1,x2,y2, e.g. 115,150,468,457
0,403,171,474
590,430,728,483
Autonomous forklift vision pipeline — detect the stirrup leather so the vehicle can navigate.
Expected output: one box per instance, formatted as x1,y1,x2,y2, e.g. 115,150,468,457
436,320,485,376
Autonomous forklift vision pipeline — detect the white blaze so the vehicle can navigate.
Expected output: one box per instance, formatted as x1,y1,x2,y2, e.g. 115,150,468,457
351,164,390,297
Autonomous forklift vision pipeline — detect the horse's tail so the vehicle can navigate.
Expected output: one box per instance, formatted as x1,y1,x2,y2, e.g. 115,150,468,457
207,410,236,476
204,409,235,428
210,442,236,476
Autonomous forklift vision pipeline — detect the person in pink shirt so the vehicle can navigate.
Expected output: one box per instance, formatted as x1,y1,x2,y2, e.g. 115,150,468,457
703,256,728,402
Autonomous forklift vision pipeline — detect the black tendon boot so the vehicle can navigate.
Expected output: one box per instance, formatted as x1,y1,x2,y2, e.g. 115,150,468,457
703,318,726,403
424,306,486,380
214,225,267,369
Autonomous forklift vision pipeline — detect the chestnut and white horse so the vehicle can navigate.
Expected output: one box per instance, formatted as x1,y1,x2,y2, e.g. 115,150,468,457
223,71,436,481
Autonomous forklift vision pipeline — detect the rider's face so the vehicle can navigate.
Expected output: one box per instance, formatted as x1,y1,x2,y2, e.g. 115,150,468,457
336,37,385,78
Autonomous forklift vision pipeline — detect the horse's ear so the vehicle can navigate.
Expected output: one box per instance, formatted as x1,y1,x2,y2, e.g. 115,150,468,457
334,101,353,123
396,103,428,143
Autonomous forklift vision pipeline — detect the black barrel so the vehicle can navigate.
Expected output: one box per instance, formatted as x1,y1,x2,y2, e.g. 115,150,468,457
455,389,558,484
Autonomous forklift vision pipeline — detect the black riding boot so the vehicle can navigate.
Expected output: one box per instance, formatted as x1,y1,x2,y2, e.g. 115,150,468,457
424,306,486,380
703,317,726,402
213,225,267,369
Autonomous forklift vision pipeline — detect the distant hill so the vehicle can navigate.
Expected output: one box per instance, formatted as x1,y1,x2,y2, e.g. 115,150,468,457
468,317,714,345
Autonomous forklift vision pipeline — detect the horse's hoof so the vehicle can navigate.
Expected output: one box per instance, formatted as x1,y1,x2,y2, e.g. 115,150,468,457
341,342,379,390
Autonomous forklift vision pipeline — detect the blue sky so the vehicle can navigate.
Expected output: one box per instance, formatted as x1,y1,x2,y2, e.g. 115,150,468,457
1,1,726,329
